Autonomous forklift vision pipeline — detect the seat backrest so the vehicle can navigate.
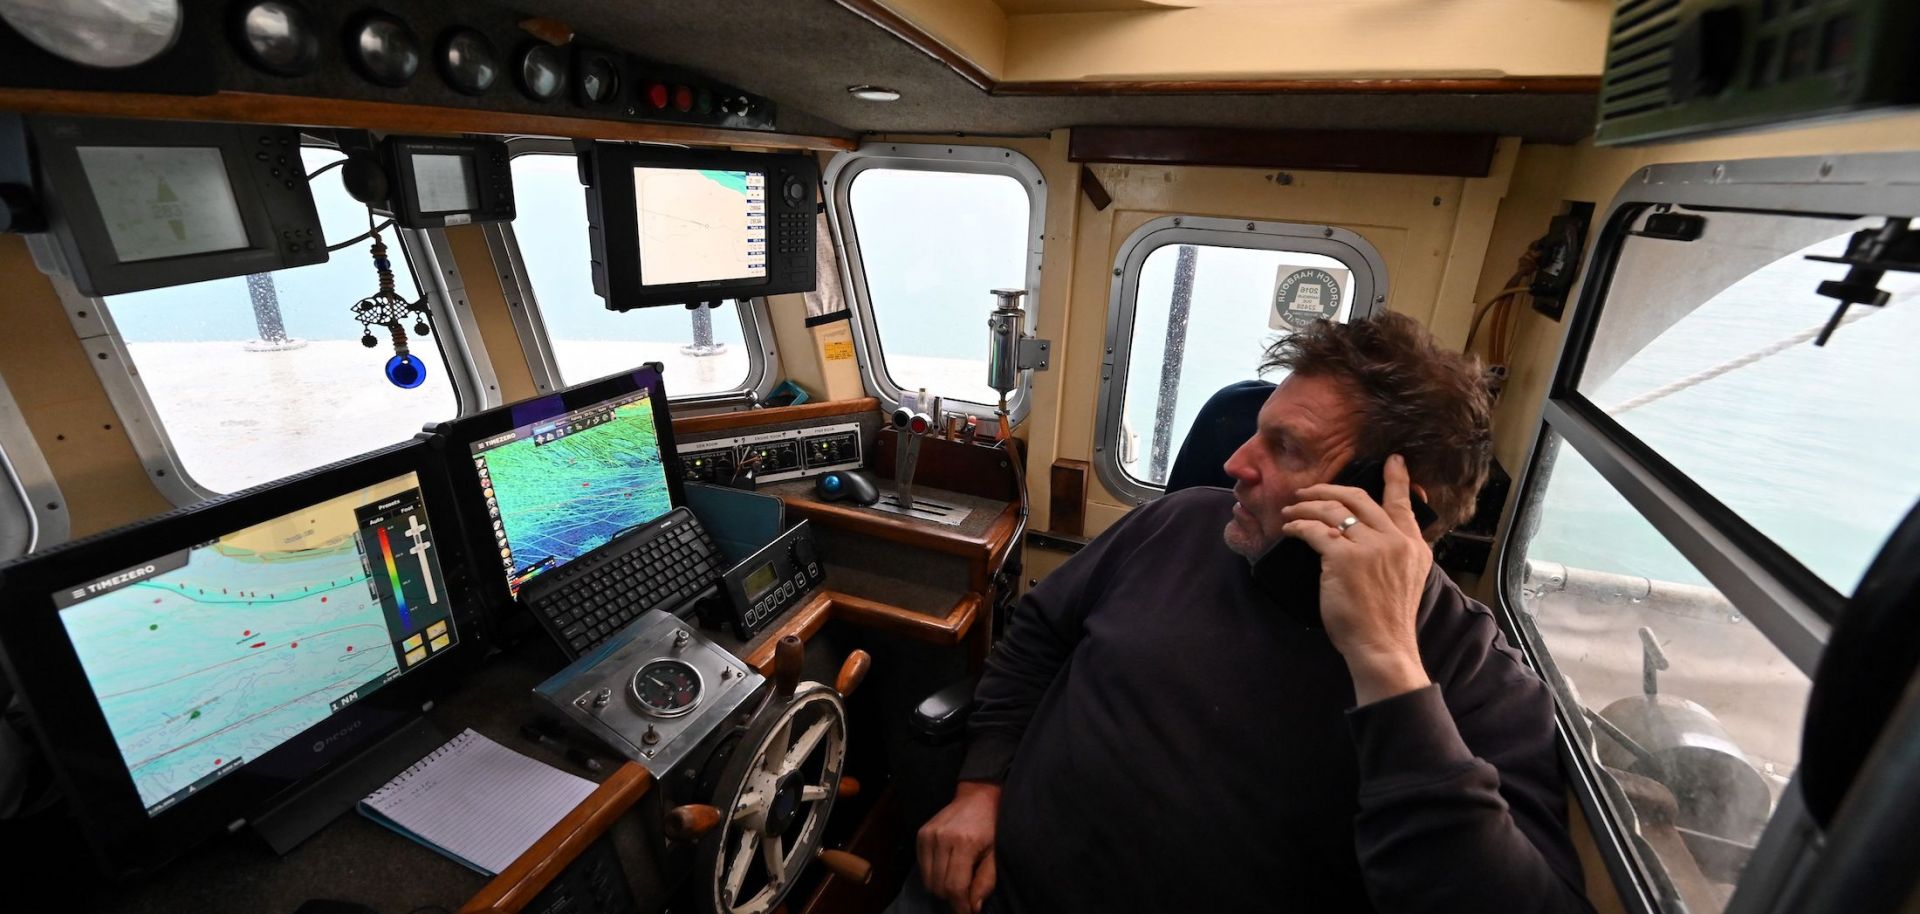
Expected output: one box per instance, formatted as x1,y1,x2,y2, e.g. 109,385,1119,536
1164,380,1275,492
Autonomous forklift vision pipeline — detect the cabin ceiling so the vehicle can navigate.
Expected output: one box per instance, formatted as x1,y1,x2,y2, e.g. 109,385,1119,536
493,0,1599,143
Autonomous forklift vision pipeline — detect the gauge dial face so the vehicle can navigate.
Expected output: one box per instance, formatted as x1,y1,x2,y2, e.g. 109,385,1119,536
630,659,702,718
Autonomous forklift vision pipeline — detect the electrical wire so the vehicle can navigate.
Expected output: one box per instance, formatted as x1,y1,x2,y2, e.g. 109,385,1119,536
326,218,394,252
305,158,346,181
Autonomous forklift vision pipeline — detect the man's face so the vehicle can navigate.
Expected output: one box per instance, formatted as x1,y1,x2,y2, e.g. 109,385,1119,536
1221,374,1361,559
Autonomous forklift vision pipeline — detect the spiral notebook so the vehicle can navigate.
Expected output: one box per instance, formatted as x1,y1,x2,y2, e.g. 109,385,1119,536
358,728,598,876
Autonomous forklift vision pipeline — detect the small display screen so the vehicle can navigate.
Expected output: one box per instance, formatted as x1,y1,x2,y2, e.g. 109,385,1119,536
411,153,480,215
77,146,250,264
744,563,778,599
469,389,674,596
632,166,767,286
55,473,455,817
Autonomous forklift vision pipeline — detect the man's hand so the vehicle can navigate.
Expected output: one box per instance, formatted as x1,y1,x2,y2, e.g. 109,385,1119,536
917,780,1001,914
1279,454,1433,706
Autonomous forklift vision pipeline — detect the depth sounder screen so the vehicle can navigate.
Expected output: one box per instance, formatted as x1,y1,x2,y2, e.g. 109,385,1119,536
469,389,674,596
54,473,456,816
76,146,251,263
411,152,481,215
632,166,767,286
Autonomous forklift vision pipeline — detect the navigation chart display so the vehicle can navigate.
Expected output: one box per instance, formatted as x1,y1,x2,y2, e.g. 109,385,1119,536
470,390,674,596
633,167,766,286
55,474,455,816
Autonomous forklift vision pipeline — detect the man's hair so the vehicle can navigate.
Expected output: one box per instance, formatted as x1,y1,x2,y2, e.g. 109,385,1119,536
1261,312,1492,537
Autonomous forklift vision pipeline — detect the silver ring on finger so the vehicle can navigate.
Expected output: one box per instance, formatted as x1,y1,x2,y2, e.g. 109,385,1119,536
1338,515,1360,536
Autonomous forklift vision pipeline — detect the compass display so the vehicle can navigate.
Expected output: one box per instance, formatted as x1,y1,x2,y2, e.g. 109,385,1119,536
629,658,702,717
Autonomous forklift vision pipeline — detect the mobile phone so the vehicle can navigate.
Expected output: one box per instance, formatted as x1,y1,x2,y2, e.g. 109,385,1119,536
1250,458,1438,629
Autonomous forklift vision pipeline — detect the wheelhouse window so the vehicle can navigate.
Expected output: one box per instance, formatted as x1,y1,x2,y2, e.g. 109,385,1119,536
86,146,462,497
827,144,1046,416
503,151,758,398
1501,158,1920,914
1093,217,1385,503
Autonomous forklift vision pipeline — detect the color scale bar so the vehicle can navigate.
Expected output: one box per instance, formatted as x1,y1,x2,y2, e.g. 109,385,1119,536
376,526,411,630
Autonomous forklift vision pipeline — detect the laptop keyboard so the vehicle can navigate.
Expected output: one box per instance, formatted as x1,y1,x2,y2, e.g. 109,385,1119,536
521,507,723,658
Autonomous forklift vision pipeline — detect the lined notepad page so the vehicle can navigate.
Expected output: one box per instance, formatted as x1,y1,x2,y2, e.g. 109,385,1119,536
361,728,598,875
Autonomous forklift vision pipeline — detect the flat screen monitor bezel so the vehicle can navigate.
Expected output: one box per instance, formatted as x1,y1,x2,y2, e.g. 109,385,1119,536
583,143,815,310
0,442,480,876
27,116,319,296
427,364,685,620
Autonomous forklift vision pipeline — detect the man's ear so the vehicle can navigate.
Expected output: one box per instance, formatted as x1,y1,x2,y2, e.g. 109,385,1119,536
1412,484,1429,502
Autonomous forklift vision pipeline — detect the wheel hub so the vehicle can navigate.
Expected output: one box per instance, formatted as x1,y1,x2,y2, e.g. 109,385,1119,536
765,770,804,838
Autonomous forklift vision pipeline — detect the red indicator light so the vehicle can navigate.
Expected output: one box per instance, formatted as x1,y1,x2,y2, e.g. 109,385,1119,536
674,86,694,111
647,83,669,109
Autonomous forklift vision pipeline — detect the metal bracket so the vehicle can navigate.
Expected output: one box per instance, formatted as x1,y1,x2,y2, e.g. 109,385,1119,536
1017,337,1052,372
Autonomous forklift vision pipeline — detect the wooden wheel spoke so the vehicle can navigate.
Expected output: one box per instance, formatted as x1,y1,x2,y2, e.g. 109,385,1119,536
762,833,785,876
733,790,764,822
761,719,792,773
725,830,760,900
779,717,833,775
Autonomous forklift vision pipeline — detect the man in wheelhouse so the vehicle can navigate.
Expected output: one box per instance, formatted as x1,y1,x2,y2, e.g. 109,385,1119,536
897,312,1592,913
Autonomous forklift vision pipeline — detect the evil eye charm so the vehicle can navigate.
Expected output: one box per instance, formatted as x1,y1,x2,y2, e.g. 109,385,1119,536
385,353,427,389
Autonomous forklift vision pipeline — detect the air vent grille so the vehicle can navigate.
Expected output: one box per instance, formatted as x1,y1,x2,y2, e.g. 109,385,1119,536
1599,0,1683,121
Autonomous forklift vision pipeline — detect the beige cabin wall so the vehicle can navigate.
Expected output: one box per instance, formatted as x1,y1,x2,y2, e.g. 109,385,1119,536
873,0,1609,82
0,236,172,537
862,130,1517,540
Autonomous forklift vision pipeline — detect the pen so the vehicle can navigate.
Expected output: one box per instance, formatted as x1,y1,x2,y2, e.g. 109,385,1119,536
519,723,607,773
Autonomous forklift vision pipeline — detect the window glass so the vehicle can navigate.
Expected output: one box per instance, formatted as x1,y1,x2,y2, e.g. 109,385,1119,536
1518,435,1808,913
847,167,1030,406
100,147,458,495
508,154,750,394
1579,209,1920,594
1120,244,1356,486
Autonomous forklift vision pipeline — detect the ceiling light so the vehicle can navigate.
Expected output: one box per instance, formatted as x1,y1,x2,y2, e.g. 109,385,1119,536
848,85,900,102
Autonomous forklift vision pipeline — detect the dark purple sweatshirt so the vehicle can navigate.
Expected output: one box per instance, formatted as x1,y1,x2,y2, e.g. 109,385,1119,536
962,487,1592,913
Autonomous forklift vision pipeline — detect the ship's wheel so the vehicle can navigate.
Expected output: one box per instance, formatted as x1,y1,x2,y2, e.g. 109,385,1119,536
670,636,873,914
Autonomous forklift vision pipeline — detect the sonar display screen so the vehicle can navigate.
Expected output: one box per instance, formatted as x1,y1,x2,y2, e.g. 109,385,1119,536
55,473,455,816
468,389,674,596
633,166,767,286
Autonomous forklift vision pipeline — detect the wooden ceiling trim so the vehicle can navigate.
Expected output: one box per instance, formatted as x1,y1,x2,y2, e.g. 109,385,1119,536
832,0,996,92
0,89,855,152
1069,125,1501,178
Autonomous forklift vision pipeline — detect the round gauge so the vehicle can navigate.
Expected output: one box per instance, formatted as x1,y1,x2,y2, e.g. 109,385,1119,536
0,0,182,69
516,42,566,101
578,55,619,105
233,1,318,76
346,11,420,88
630,659,702,718
437,27,498,96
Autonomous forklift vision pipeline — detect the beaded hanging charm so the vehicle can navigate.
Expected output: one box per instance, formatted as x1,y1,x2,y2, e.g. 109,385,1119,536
352,233,434,389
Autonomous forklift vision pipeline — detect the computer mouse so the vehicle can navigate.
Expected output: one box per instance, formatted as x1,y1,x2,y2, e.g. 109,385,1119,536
815,470,879,506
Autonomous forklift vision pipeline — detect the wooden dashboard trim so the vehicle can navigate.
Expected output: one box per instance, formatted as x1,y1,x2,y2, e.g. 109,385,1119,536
674,397,879,436
0,89,855,152
745,589,982,673
459,762,655,914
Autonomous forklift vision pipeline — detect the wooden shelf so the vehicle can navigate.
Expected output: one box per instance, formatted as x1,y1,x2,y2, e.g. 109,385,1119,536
0,89,854,152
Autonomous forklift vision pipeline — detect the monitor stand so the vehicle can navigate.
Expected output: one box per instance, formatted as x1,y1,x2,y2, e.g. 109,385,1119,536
248,715,446,856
